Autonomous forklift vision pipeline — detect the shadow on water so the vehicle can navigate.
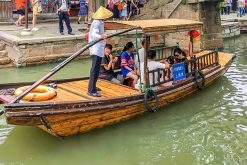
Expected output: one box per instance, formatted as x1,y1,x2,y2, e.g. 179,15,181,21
0,35,247,164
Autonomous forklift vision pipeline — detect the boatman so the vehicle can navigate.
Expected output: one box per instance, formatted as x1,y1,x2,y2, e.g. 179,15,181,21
88,6,113,97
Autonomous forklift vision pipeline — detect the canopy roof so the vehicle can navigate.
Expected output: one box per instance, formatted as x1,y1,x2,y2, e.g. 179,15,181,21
105,19,203,33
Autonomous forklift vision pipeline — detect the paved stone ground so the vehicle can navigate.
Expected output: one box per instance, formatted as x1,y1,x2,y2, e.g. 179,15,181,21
0,12,244,44
221,12,247,22
0,21,88,39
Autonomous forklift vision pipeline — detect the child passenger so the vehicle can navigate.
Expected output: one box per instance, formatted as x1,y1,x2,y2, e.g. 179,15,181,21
121,0,128,20
99,44,124,84
120,42,138,88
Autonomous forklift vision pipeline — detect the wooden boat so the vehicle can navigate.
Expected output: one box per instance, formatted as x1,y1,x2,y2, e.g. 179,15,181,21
0,19,235,137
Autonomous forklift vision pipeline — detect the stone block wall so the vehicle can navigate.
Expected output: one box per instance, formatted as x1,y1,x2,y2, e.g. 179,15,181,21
199,1,223,49
5,39,90,67
104,32,166,55
2,31,167,67
136,0,223,51
221,22,240,38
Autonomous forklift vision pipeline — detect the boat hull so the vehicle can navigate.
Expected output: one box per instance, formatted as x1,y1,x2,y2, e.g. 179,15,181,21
3,50,235,137
4,65,226,137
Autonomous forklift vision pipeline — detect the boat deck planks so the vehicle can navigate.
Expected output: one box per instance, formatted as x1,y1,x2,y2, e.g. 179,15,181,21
218,52,234,67
43,79,140,102
43,87,86,102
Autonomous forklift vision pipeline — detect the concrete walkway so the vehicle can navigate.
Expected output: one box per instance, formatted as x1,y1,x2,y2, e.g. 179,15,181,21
0,21,87,39
0,20,89,47
221,12,247,22
0,20,89,68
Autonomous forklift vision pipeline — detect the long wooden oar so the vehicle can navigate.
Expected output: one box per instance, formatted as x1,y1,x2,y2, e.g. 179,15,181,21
10,27,139,104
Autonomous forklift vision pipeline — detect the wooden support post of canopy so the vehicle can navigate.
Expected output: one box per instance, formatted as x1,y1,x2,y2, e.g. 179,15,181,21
143,35,151,90
189,31,194,57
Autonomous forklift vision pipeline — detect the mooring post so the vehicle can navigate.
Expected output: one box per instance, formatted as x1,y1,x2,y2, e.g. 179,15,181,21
25,0,29,29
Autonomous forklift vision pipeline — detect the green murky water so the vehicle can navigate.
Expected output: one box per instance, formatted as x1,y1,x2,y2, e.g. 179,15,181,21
0,35,247,165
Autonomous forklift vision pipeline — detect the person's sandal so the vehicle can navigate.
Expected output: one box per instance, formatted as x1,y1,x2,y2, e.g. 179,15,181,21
15,21,20,27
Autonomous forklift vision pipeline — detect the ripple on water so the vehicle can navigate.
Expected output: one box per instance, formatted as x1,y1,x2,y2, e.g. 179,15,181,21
1,36,247,164
0,117,14,145
236,124,247,132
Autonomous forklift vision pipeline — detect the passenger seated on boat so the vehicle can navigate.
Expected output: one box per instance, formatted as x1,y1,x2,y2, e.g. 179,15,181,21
135,50,170,89
120,42,138,88
173,47,189,73
99,44,124,84
135,39,145,69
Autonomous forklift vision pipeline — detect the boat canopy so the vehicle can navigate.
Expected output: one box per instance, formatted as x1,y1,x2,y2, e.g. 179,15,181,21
105,19,203,34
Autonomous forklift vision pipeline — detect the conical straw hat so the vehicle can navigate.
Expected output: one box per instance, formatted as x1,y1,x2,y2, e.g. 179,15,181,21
92,6,113,20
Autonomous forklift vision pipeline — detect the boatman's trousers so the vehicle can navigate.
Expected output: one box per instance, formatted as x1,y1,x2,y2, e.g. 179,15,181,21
88,55,102,93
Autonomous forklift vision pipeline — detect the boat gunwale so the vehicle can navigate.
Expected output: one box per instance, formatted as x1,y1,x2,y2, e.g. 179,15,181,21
4,65,225,120
4,65,221,111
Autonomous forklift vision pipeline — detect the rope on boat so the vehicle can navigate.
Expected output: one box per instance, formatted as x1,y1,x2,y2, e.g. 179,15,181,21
195,69,205,90
144,88,159,112
40,114,64,138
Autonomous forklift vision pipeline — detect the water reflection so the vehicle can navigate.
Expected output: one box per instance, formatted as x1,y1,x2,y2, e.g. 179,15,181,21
0,35,247,164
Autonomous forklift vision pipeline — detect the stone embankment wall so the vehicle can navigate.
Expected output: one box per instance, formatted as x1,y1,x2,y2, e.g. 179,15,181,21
0,34,89,68
0,0,224,68
221,16,247,38
222,22,240,38
0,42,12,68
135,0,223,51
0,31,168,68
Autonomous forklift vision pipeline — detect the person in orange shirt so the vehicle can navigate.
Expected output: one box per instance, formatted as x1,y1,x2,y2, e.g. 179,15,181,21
31,0,42,31
15,0,26,27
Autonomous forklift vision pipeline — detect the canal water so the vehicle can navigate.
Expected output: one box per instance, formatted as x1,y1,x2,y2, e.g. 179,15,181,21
0,35,247,165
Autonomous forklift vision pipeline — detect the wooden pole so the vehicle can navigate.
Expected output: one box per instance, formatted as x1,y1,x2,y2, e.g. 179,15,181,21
189,31,193,57
10,27,140,104
25,0,29,29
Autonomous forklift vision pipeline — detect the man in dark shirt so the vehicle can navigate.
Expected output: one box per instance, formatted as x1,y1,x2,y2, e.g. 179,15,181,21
55,0,74,35
99,44,124,84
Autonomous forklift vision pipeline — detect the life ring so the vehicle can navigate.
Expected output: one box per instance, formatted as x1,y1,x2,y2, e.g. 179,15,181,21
14,85,57,101
144,89,159,112
195,70,205,90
